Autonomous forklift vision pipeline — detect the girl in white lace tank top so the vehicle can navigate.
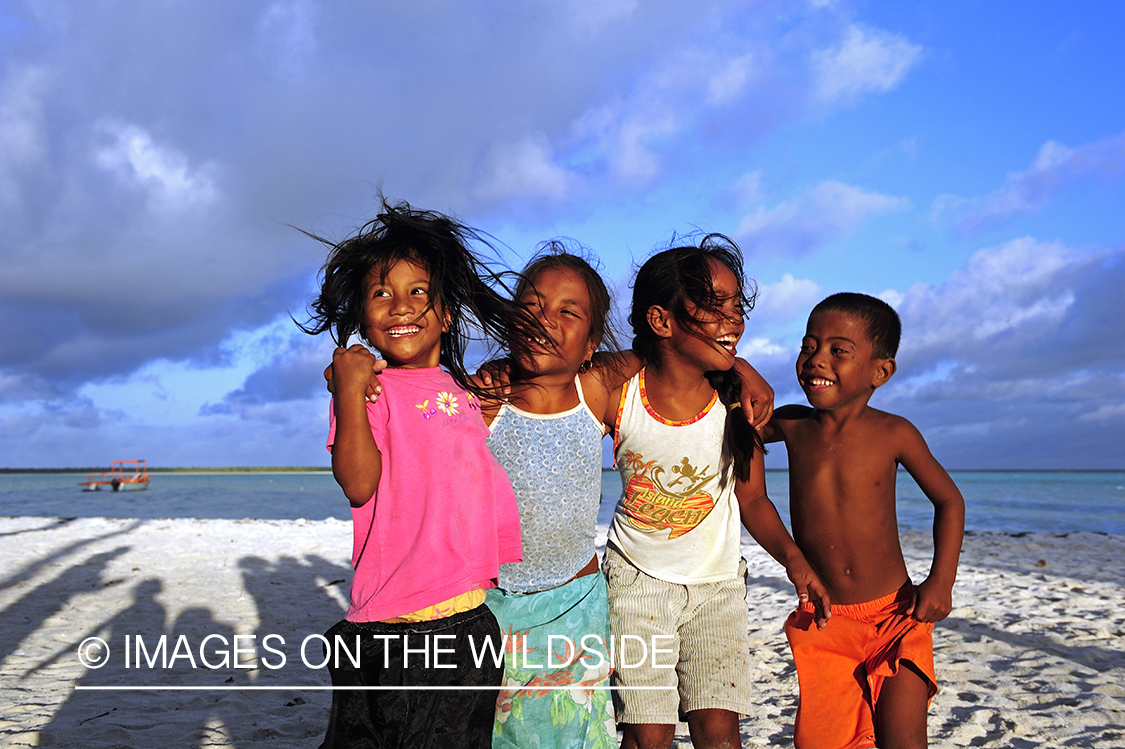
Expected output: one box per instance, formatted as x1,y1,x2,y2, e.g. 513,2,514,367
480,246,621,748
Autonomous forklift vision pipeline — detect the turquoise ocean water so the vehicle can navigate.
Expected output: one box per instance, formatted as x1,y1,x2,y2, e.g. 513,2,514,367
1,470,1123,535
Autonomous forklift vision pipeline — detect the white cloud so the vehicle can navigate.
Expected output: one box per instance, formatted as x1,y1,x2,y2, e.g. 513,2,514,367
882,238,1125,420
749,236,1125,469
735,180,908,256
754,273,822,321
857,239,1125,468
811,24,923,105
612,114,679,182
738,336,787,358
706,52,758,105
94,123,219,209
932,131,1125,232
1078,402,1125,423
474,135,579,202
731,170,766,206
564,0,638,34
878,288,904,308
574,97,680,184
898,237,1080,354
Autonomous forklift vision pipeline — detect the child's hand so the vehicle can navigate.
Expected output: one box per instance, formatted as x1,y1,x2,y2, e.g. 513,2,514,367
744,381,774,431
476,358,513,396
787,560,832,630
325,349,386,402
733,359,775,431
907,576,953,623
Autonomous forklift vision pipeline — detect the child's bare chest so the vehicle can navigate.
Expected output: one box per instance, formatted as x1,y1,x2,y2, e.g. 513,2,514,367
788,423,898,495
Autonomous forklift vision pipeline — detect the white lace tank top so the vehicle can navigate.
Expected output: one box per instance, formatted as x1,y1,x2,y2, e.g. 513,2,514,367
486,377,606,593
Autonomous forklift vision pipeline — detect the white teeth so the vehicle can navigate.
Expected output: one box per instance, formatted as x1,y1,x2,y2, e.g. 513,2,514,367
809,377,834,386
387,326,419,337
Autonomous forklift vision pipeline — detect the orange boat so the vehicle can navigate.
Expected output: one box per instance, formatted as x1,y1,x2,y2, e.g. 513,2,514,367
78,460,151,492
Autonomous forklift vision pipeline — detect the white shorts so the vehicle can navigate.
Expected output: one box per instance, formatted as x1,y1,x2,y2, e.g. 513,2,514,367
604,546,753,724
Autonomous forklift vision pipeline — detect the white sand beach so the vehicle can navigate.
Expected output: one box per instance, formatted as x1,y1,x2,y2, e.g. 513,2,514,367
1,516,1122,747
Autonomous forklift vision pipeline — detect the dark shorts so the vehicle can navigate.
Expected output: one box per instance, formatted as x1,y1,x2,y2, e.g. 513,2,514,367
318,604,504,749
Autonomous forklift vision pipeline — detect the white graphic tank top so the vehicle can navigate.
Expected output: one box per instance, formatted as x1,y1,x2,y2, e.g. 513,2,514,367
608,369,742,584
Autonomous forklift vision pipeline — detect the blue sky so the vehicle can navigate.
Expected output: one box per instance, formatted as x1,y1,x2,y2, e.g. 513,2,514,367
1,0,1123,469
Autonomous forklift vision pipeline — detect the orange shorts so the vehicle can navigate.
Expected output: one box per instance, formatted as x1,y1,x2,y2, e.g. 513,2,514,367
784,583,938,749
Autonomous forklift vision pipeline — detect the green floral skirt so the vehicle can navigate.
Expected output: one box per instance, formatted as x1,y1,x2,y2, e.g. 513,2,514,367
485,572,616,749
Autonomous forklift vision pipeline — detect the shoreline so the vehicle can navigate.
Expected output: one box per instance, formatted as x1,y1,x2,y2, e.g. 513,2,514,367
1,517,1122,747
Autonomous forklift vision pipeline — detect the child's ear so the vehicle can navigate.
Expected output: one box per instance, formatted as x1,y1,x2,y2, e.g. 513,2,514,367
872,357,896,388
583,334,601,363
646,306,674,339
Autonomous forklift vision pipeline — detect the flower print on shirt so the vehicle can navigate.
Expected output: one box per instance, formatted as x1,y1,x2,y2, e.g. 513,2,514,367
416,390,471,422
436,391,459,415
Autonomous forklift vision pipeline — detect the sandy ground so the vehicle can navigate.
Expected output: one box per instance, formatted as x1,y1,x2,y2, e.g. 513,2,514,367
0,516,1122,747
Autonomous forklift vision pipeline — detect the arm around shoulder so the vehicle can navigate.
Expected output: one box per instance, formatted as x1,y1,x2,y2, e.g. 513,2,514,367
733,358,774,429
762,404,813,444
589,350,641,393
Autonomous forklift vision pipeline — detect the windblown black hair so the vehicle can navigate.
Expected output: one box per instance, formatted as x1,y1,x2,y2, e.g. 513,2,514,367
810,292,901,359
629,233,764,485
297,199,543,397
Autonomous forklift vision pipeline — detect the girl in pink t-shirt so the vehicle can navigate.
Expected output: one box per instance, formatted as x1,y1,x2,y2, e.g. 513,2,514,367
300,199,544,749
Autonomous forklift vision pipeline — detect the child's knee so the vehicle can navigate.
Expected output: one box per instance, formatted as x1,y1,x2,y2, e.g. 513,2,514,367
620,722,676,749
685,708,741,749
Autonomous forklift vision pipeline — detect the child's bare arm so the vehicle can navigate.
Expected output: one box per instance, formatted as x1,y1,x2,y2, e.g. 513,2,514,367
588,350,641,392
896,419,965,623
330,345,384,506
736,449,831,628
762,404,813,444
586,352,774,428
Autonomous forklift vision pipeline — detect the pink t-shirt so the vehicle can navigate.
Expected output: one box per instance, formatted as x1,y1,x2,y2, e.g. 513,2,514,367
327,366,522,622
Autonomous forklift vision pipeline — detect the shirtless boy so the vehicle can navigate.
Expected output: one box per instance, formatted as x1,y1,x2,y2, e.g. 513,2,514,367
764,293,965,749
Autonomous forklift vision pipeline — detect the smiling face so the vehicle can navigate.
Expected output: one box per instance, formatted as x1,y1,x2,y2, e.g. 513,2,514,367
515,267,598,378
360,259,447,369
663,259,746,373
797,309,894,412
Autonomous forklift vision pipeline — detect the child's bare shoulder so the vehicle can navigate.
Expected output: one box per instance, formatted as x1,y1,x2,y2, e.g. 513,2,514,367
863,406,918,431
861,407,930,454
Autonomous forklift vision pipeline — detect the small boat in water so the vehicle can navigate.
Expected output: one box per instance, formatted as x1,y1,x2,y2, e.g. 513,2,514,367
78,460,151,492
